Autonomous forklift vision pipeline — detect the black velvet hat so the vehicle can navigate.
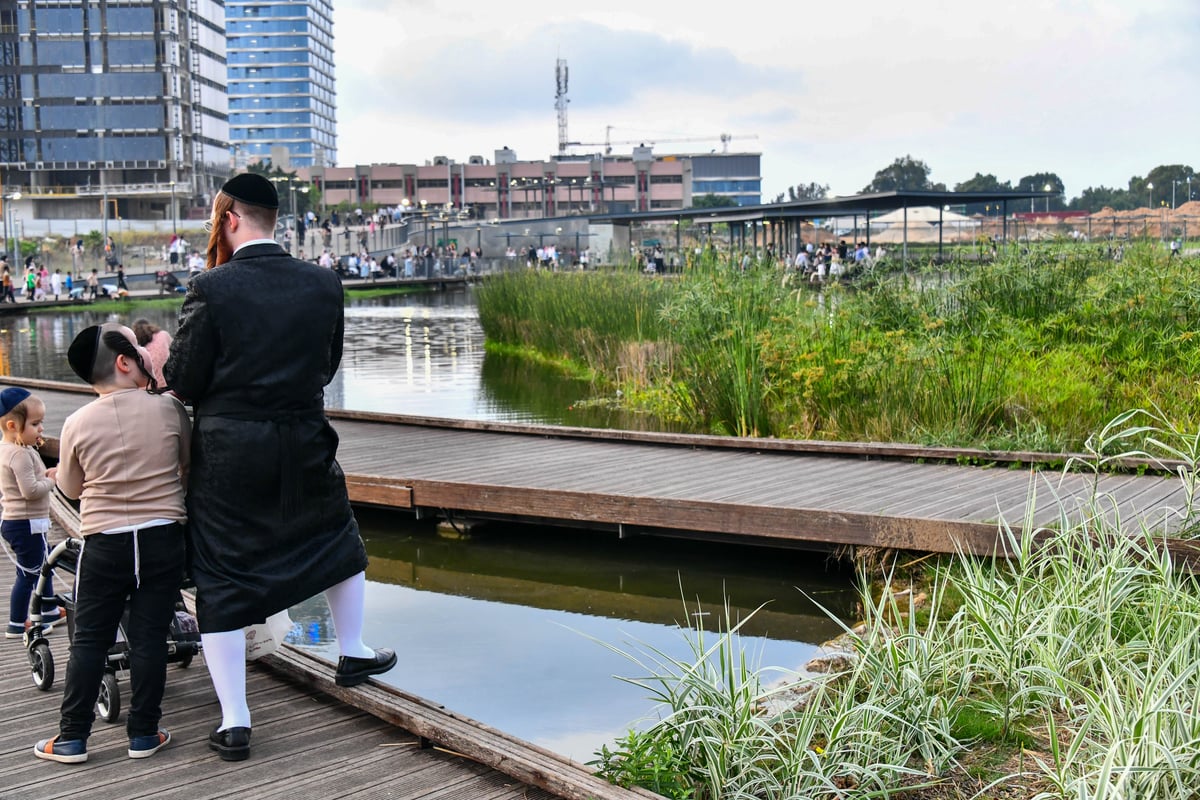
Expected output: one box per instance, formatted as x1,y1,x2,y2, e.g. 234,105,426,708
0,387,30,416
67,324,102,383
220,173,279,210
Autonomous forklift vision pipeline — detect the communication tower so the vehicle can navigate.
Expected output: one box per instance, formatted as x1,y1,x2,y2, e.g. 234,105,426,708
555,59,570,156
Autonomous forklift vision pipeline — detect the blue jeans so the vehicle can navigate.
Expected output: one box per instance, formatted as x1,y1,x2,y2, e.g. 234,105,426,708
1,519,55,626
59,524,185,741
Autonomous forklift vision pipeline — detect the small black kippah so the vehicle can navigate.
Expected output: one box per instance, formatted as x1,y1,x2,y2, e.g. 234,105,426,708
0,387,30,416
67,325,101,383
220,173,279,210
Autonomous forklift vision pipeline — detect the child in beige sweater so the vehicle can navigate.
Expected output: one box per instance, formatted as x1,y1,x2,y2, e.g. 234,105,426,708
0,387,60,639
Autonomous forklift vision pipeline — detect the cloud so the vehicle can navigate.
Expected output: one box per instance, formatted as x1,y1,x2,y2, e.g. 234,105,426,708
332,0,1200,200
338,19,797,125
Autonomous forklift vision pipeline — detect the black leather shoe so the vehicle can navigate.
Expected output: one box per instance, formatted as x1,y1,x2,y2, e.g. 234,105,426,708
335,648,397,687
208,726,251,761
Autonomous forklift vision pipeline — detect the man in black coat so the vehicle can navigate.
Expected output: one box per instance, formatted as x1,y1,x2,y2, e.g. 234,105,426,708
163,173,395,762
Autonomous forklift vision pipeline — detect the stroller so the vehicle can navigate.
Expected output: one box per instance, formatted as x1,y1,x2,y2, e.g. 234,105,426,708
25,536,202,723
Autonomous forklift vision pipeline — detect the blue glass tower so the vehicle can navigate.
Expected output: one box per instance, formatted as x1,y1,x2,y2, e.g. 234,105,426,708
226,0,336,169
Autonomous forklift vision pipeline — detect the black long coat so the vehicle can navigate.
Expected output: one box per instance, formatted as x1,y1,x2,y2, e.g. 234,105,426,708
163,243,368,633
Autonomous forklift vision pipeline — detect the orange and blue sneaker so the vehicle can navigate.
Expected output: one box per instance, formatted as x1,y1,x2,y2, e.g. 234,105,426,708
128,729,171,759
33,735,87,763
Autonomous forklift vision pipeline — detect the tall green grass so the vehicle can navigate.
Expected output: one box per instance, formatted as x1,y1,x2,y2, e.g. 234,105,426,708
591,411,1200,799
476,268,672,377
473,246,1200,450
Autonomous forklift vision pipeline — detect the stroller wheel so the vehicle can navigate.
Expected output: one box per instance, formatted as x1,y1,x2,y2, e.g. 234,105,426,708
29,641,54,691
97,672,121,723
177,650,194,669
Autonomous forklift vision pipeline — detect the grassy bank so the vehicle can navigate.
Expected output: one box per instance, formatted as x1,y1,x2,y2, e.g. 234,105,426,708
591,411,1200,799
476,247,1200,451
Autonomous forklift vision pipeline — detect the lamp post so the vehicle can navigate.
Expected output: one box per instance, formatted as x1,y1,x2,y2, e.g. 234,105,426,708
3,192,20,262
1148,182,1154,209
169,181,177,235
1044,183,1052,213
1172,180,1178,209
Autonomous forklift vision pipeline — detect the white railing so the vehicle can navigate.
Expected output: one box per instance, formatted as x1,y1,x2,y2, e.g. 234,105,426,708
75,182,171,197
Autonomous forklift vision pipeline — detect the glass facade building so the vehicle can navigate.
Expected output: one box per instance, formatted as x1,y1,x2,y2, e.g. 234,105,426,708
226,0,335,169
691,154,762,206
0,0,228,220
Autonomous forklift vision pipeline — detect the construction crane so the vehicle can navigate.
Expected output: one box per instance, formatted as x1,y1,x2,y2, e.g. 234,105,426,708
567,126,758,155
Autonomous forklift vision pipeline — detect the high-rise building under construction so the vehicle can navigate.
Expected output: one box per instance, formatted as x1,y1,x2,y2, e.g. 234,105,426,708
0,0,229,223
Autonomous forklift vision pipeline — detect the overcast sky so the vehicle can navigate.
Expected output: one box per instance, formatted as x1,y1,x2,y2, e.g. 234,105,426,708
332,0,1200,202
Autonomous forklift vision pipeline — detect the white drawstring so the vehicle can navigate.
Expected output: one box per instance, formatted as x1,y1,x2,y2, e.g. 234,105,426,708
0,517,52,577
97,519,173,589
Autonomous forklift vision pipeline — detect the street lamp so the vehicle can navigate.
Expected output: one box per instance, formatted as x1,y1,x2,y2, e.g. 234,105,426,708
1148,182,1154,209
1043,183,1052,213
1173,180,1179,209
3,192,20,262
169,181,177,234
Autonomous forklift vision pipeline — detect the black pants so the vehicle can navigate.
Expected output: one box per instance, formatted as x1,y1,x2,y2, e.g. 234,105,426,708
59,524,185,741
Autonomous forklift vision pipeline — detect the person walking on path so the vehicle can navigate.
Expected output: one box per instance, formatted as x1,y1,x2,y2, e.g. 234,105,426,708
32,324,189,764
164,173,395,763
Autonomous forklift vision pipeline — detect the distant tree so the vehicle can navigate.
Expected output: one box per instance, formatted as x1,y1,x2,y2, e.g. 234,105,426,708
954,173,1011,193
770,183,830,203
789,182,829,202
693,193,739,209
953,173,1013,215
861,155,944,193
1143,164,1197,208
1016,172,1066,211
1069,185,1135,212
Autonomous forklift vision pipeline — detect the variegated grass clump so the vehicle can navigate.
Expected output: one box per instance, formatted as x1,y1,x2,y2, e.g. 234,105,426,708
593,410,1200,799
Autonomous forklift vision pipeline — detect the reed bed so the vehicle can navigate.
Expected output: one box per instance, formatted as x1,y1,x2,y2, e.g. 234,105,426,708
590,412,1200,799
474,245,1200,451
476,268,672,378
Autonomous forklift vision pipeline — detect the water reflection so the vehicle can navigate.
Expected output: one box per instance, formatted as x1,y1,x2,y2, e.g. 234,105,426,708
285,509,857,761
0,290,656,428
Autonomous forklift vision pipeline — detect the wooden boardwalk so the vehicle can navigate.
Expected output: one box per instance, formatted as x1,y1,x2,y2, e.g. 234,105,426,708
0,520,655,800
16,379,1197,559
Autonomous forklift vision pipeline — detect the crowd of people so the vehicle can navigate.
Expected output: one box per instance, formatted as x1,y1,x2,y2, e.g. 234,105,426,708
787,239,884,283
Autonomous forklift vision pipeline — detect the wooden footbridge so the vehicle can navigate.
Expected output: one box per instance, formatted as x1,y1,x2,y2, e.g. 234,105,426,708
13,378,1197,561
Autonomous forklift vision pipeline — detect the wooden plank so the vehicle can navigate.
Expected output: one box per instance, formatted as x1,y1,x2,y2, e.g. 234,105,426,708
346,475,414,508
